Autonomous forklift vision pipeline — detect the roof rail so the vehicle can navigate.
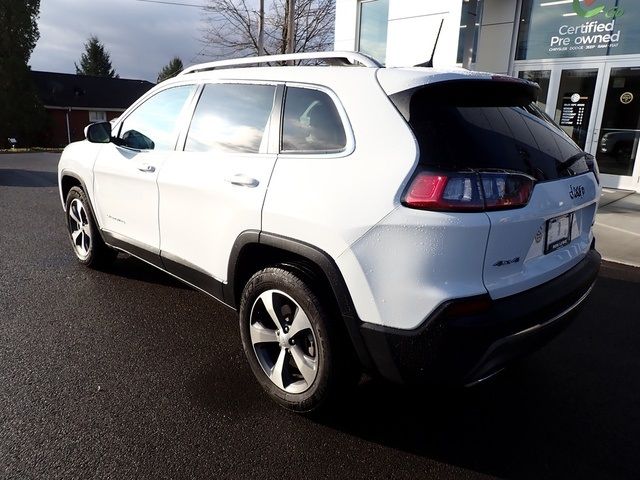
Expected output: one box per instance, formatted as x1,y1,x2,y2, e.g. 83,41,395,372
179,51,382,75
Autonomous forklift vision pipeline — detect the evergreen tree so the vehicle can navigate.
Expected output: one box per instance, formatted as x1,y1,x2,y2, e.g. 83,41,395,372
157,57,184,83
75,35,118,78
0,0,46,147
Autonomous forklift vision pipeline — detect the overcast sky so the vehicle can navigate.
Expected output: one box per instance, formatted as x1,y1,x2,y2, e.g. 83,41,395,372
29,0,209,82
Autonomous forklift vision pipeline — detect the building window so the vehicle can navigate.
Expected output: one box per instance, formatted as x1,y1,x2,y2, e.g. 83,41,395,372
89,111,107,123
357,0,389,64
517,0,634,60
457,0,483,65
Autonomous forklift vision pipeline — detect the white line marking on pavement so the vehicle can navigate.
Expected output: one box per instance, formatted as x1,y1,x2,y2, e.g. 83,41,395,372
596,223,640,238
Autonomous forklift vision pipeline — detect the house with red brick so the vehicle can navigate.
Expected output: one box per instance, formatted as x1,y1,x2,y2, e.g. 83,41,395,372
31,71,154,147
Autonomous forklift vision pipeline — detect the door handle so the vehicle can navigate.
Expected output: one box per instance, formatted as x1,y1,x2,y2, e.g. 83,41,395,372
226,174,259,188
138,164,156,173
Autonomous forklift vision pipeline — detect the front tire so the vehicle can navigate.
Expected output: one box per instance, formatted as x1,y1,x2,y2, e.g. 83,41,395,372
65,186,116,268
239,267,350,413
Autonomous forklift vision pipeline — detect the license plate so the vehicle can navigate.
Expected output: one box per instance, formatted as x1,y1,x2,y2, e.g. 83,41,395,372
545,213,573,254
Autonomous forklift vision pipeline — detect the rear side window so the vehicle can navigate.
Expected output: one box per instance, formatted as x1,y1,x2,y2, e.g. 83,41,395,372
390,80,590,181
185,83,276,153
281,87,347,153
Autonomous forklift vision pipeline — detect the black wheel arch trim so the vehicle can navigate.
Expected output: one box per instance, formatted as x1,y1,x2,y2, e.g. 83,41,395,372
226,230,375,370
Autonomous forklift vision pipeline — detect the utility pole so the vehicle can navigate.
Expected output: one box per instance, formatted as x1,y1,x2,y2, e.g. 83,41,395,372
286,0,296,57
258,0,265,55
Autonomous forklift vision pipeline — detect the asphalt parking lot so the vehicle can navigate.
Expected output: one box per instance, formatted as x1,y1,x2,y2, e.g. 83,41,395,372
2,153,640,480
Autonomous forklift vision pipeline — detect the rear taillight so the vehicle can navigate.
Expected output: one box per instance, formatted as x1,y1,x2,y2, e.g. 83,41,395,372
403,173,484,211
586,155,600,185
481,172,535,209
402,170,535,212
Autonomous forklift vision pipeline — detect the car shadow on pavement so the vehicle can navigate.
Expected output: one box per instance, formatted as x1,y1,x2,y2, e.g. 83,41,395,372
317,364,637,479
315,264,640,480
104,254,191,290
0,169,58,187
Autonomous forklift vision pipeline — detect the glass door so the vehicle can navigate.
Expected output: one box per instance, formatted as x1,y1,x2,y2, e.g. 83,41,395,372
516,65,606,151
590,64,640,190
552,68,601,151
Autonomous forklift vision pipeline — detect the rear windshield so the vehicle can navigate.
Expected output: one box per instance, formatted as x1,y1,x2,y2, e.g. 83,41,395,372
389,80,590,181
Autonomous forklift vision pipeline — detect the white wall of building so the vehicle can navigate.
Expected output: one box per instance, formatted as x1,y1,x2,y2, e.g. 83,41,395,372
335,0,520,73
334,0,360,53
385,1,462,67
335,0,462,68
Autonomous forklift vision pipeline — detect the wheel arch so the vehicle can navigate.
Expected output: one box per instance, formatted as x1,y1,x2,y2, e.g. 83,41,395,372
60,170,106,242
226,231,374,370
60,172,84,209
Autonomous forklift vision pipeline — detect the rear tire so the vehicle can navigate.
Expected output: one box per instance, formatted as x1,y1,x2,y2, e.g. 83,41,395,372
239,267,353,413
65,186,116,268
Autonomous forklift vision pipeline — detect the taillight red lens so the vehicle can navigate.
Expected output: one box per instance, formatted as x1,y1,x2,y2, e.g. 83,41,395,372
404,174,448,209
403,172,485,211
403,171,535,212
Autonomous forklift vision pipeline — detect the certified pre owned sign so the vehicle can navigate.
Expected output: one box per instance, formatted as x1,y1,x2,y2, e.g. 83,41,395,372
550,21,621,50
549,0,625,53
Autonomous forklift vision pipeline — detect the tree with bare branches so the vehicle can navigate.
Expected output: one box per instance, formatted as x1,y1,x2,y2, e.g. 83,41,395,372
201,0,335,60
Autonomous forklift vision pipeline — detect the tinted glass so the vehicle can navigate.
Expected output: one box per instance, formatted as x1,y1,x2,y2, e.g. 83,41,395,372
391,81,590,181
358,0,389,64
118,85,194,151
185,83,276,153
282,87,347,153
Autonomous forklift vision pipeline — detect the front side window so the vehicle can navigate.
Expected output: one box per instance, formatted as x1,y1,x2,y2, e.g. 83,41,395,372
118,85,194,151
185,83,276,153
281,87,347,153
358,0,389,64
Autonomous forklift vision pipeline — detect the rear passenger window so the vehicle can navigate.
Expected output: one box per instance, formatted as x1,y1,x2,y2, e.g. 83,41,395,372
281,87,347,153
185,83,276,153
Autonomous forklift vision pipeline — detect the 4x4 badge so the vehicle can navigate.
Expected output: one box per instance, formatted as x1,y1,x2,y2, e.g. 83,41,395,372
493,257,521,267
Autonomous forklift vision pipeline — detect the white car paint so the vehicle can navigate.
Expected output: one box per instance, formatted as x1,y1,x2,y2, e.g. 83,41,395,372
58,60,600,334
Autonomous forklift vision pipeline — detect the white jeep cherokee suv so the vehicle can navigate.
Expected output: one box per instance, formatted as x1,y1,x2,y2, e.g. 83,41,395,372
58,52,601,412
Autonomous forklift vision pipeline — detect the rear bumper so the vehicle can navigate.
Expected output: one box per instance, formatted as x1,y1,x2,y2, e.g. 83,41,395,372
359,248,601,385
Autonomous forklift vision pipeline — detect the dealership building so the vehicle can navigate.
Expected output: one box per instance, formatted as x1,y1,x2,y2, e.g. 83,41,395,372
335,0,640,192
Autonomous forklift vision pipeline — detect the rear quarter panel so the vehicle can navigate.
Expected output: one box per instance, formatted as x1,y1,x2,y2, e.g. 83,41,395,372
261,71,418,258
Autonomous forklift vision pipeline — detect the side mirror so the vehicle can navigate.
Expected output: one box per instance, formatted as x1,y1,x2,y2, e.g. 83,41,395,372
85,122,112,144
